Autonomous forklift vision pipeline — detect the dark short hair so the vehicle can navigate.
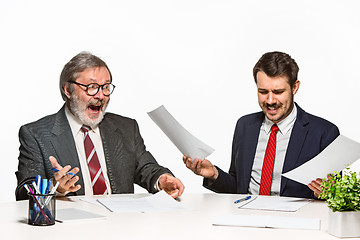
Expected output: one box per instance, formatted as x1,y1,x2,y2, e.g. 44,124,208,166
59,51,112,101
253,51,299,87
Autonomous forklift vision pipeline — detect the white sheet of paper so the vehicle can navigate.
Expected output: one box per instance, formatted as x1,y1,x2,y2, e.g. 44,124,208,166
282,135,360,185
96,191,184,213
238,196,312,212
147,105,215,160
56,208,107,223
79,198,103,206
213,214,320,230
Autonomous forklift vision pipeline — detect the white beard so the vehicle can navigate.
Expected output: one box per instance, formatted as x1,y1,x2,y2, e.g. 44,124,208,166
69,93,108,129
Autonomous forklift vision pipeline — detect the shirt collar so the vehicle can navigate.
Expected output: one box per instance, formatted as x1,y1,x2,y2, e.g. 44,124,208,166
264,104,297,135
65,105,100,137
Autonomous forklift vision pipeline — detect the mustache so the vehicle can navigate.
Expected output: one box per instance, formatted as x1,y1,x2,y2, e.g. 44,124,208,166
87,99,105,107
265,103,280,108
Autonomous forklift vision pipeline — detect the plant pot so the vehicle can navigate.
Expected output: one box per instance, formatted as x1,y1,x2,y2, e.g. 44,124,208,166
328,209,360,238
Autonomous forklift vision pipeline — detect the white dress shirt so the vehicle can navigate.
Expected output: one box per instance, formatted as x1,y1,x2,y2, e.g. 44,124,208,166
65,106,112,196
249,104,297,196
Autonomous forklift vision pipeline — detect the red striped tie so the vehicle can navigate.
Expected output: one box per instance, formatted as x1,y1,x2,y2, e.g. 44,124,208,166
259,124,279,195
81,125,107,195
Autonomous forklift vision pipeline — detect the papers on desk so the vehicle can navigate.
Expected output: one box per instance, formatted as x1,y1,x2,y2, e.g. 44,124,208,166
56,208,106,223
237,196,312,212
148,105,215,160
96,190,184,213
213,215,320,230
282,135,360,185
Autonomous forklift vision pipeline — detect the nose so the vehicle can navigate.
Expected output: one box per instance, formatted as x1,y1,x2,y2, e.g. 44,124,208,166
94,87,106,99
267,93,276,105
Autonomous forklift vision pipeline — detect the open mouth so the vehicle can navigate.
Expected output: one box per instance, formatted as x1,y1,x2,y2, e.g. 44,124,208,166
268,106,278,110
266,104,279,114
88,104,101,114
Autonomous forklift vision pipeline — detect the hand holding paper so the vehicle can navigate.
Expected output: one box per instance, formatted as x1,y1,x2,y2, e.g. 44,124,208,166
308,178,323,198
282,135,360,185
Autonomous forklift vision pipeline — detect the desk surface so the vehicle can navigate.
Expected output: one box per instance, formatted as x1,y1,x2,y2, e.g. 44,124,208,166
1,193,344,240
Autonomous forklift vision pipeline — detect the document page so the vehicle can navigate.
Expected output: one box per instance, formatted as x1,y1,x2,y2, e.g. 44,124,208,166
237,196,312,212
96,190,184,213
282,135,360,185
56,208,107,223
148,105,215,160
213,215,320,230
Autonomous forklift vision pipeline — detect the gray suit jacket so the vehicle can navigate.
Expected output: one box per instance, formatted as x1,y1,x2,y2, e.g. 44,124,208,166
15,105,172,200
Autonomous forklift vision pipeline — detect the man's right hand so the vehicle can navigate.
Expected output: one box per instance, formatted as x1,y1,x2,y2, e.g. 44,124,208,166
183,155,219,181
49,156,81,194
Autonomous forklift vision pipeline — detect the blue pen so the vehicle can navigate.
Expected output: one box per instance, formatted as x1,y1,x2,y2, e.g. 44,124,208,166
45,180,52,194
42,179,48,195
51,168,76,176
234,196,251,204
36,175,41,192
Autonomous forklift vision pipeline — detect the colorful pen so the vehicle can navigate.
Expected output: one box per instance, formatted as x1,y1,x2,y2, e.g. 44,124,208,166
51,168,76,176
45,180,52,194
234,196,252,204
42,179,48,195
36,175,41,192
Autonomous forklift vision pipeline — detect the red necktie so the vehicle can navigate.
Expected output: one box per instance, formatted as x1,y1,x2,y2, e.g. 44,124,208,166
81,125,107,195
259,124,279,195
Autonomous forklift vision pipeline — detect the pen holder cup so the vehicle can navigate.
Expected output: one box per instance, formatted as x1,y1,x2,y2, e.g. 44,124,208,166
28,193,56,226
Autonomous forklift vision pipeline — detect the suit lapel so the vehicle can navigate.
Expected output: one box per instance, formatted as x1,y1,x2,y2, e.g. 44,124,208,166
243,116,263,186
280,104,309,194
49,106,85,194
99,116,125,192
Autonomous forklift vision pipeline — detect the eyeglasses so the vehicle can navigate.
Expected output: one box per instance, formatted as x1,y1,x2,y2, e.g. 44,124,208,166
69,81,116,96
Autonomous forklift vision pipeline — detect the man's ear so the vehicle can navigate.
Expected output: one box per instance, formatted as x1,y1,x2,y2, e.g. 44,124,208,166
292,80,301,95
63,83,72,99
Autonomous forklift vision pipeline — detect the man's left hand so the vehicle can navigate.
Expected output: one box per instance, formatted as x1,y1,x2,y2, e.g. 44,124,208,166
158,174,184,198
308,178,323,198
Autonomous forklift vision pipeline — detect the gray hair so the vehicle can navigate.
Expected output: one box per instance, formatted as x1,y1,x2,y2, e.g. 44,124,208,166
59,51,112,101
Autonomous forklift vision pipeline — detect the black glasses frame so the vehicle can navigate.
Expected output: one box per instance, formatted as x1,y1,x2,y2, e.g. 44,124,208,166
69,81,116,96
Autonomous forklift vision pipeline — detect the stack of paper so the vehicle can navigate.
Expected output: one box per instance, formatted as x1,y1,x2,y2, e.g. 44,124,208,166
237,196,312,212
96,190,184,213
213,215,320,230
56,208,106,223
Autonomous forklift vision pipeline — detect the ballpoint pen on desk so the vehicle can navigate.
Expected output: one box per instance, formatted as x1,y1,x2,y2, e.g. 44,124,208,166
234,196,252,204
236,196,258,208
51,168,76,176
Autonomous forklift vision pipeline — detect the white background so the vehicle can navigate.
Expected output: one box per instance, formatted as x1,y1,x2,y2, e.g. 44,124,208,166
1,0,359,202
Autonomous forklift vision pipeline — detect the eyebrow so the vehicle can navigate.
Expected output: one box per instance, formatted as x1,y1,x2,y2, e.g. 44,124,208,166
89,78,111,83
258,88,286,92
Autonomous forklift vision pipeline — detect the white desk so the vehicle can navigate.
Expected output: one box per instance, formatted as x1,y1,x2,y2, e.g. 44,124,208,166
1,193,344,240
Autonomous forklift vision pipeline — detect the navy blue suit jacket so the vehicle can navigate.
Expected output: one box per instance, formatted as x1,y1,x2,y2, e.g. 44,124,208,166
204,103,340,199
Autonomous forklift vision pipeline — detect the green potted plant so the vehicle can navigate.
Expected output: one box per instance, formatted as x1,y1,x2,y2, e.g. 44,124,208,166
320,168,360,238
